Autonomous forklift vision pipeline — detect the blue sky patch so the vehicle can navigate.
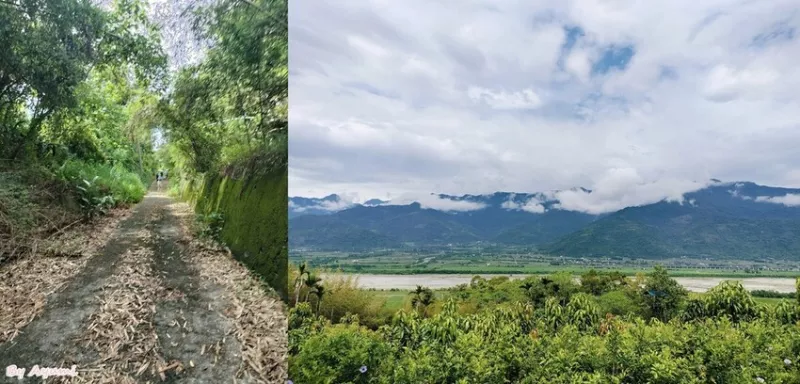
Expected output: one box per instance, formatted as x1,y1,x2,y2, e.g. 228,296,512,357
591,45,635,76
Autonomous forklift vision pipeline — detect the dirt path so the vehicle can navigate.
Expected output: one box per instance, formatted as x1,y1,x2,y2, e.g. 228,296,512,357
0,192,286,383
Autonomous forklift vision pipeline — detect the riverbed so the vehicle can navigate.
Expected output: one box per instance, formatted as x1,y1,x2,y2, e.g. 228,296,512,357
323,273,797,293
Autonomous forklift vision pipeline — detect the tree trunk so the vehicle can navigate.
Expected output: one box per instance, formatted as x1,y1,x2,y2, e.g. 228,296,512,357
137,142,144,177
294,280,303,305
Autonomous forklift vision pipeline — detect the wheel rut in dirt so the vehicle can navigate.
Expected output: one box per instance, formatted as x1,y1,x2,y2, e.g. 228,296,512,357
0,197,160,381
149,195,246,383
0,192,282,383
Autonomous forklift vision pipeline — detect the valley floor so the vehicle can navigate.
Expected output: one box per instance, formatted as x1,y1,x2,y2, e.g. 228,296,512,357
292,250,800,278
0,191,286,383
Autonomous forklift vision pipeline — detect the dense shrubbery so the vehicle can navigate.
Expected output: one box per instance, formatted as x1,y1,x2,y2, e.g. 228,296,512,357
57,160,147,206
157,0,289,297
0,0,164,238
195,212,225,242
290,264,391,329
289,267,800,383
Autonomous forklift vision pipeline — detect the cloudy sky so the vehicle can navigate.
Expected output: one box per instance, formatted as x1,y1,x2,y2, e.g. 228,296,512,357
288,0,800,212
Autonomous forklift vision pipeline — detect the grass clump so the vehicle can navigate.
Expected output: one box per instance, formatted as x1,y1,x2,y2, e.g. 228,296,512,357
56,159,147,209
195,212,225,242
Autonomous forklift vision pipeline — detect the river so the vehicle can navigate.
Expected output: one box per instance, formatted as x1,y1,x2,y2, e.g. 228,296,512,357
323,273,798,293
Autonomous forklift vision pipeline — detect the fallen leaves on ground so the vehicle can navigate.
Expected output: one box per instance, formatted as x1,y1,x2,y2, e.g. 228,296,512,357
0,210,129,343
64,237,167,383
170,202,288,383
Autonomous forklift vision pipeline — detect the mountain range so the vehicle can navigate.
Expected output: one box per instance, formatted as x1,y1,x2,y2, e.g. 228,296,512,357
289,181,800,260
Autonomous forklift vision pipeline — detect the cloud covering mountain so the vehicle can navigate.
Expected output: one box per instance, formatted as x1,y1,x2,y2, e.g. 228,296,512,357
290,182,800,259
289,0,800,214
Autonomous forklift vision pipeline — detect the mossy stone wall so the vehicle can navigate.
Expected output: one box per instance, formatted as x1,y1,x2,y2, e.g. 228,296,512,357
187,166,288,300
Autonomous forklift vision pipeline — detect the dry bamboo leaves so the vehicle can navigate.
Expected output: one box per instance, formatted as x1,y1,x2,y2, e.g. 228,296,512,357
65,239,167,383
0,210,128,344
170,202,288,383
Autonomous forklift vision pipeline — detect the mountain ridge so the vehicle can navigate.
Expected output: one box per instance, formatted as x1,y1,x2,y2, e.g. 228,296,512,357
289,181,800,259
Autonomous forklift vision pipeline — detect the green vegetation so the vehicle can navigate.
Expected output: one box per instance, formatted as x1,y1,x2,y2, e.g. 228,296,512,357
189,169,288,299
752,290,798,299
290,250,800,278
291,264,391,329
57,160,147,205
158,0,288,297
0,0,165,261
290,265,800,383
195,211,226,242
1,0,288,302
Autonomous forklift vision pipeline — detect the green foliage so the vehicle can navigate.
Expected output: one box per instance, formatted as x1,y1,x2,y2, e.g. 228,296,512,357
74,176,115,219
564,293,602,331
704,281,759,322
289,265,390,329
291,266,800,382
796,277,800,306
772,300,800,325
190,169,287,299
291,293,800,383
57,159,146,209
409,286,436,316
195,212,224,241
290,322,392,384
637,266,688,322
596,290,642,317
160,0,287,177
521,272,580,306
581,269,628,295
0,0,165,160
751,289,797,299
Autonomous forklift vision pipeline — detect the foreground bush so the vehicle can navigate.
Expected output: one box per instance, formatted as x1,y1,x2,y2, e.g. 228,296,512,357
290,265,390,329
290,300,800,384
57,159,146,214
289,267,800,383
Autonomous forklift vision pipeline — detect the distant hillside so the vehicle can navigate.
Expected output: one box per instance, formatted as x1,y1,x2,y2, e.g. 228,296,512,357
544,182,800,259
288,195,389,218
290,182,800,259
289,214,402,250
289,192,598,250
289,194,351,218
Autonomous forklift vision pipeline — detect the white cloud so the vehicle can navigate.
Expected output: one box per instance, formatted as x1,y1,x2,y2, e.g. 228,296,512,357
565,48,592,82
501,196,547,213
289,0,800,205
386,194,487,212
703,65,780,102
316,200,357,212
755,194,800,207
289,193,361,212
551,167,709,214
468,87,543,110
728,188,753,200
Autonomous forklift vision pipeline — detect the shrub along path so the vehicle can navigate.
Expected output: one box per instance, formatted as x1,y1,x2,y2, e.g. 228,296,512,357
0,189,286,383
